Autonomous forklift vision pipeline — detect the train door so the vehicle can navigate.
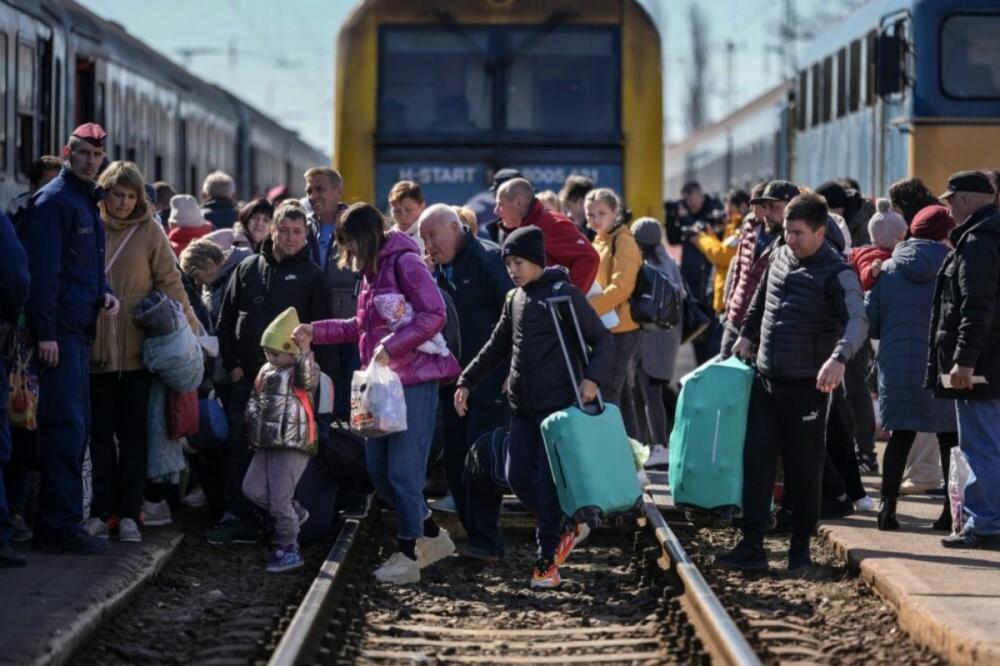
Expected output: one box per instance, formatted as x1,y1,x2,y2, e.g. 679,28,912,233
875,12,912,194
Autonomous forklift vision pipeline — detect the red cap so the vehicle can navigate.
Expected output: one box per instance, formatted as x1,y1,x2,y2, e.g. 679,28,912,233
910,205,956,242
71,123,107,147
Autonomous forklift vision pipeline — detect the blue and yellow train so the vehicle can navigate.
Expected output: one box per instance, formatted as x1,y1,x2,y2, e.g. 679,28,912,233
666,0,1000,199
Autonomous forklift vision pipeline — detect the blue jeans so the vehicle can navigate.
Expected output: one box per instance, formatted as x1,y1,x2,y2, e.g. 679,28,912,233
507,413,564,559
366,381,439,541
957,399,1000,535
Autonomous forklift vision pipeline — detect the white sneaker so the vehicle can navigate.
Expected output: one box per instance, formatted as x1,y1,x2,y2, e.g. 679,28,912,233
83,517,109,539
181,488,207,508
644,445,670,470
118,517,142,543
374,551,420,584
854,496,876,512
142,500,173,527
416,528,456,569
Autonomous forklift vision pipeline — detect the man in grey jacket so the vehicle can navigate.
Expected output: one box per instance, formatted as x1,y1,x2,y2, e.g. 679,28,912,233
716,192,867,573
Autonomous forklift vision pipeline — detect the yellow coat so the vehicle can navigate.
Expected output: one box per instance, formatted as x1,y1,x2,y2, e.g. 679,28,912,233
695,215,741,314
590,224,642,333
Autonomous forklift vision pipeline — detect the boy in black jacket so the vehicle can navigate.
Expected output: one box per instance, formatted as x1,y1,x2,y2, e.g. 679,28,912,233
454,226,613,589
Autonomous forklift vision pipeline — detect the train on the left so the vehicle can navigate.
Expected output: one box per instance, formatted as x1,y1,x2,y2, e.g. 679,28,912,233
0,0,328,206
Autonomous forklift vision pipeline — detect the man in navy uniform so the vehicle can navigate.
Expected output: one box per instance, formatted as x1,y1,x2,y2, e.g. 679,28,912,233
23,123,119,554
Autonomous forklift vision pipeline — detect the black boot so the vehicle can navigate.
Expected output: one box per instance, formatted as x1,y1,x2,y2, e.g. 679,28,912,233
877,498,900,531
932,499,953,532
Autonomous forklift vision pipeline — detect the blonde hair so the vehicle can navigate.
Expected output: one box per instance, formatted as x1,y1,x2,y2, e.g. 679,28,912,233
536,190,561,212
201,170,236,199
179,238,225,275
97,161,149,219
304,167,343,190
452,205,478,236
273,200,308,226
584,187,621,213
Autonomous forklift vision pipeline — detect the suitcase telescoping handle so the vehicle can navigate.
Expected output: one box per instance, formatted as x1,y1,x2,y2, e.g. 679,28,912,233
545,295,605,412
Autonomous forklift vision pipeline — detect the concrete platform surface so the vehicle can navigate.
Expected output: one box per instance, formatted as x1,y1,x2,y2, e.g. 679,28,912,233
822,477,1000,666
0,529,182,666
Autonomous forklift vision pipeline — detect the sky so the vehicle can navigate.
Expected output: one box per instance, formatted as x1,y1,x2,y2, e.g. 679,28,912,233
78,0,840,153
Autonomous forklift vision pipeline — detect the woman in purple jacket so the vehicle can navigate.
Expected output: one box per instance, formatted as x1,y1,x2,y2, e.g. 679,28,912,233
295,203,460,585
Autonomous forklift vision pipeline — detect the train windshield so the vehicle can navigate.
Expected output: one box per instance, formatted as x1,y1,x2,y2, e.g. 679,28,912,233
941,15,1000,99
379,28,493,133
505,28,618,135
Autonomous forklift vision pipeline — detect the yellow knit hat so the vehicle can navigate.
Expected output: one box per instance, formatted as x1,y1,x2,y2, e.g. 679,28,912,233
261,307,301,353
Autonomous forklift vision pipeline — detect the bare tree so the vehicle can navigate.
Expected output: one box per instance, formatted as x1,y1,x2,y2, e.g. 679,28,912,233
685,3,710,132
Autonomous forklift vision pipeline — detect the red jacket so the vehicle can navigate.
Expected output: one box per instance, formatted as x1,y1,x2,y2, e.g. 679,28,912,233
726,217,775,329
848,245,892,291
168,224,212,257
515,200,599,293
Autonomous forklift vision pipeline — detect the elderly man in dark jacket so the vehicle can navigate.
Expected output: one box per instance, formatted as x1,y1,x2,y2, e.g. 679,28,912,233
200,171,239,229
929,171,1000,550
213,205,332,545
0,213,29,566
717,193,867,573
420,204,514,561
23,124,119,555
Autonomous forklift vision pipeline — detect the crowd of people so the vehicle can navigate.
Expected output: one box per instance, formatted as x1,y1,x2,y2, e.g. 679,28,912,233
0,121,998,590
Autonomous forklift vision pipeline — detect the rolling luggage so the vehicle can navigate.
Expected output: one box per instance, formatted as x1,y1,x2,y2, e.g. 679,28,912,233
668,355,754,526
540,295,643,522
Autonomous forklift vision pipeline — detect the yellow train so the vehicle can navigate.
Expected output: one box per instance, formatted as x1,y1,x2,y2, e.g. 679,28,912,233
334,0,662,218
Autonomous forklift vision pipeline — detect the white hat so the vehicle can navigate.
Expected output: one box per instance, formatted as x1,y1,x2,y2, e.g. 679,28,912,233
169,194,208,229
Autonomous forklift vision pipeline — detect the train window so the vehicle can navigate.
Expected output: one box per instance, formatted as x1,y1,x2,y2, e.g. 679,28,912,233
796,72,807,131
96,82,106,126
836,48,847,118
379,28,492,134
865,30,877,106
821,56,833,123
16,42,35,179
0,33,7,174
505,28,618,136
941,15,1000,99
810,63,821,127
849,40,862,112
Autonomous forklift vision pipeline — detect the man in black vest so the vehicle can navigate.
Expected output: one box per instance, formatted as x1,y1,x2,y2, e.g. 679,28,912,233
716,193,867,573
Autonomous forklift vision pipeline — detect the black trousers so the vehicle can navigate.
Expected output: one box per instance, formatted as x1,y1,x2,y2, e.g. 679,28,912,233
881,430,958,499
843,342,876,458
823,390,867,502
225,379,256,522
742,373,831,545
89,370,151,521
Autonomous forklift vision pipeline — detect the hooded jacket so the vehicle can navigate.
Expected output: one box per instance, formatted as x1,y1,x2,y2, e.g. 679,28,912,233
217,238,332,380
24,167,112,341
726,215,776,329
866,239,955,432
435,230,513,407
204,246,253,325
312,231,460,387
92,205,199,373
848,245,893,291
457,267,613,418
246,352,320,454
590,223,642,333
168,224,212,257
927,204,1000,400
503,199,599,293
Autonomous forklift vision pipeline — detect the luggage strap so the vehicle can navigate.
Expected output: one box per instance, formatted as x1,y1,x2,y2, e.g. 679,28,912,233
545,293,605,413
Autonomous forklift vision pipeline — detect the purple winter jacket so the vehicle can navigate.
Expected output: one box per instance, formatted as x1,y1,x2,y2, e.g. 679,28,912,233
312,231,460,387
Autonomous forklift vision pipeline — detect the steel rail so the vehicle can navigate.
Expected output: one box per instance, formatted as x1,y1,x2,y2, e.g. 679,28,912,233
640,494,761,666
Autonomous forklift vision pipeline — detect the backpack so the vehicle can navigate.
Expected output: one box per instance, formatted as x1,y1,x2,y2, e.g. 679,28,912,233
610,233,683,330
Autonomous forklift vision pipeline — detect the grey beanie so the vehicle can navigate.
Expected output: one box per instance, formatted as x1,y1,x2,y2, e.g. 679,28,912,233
631,217,663,246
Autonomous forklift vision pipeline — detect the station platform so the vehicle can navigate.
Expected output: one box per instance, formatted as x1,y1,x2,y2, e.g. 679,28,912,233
0,529,182,665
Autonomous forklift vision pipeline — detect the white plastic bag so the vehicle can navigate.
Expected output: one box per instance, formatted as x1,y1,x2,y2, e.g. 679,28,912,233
350,362,407,438
949,447,974,535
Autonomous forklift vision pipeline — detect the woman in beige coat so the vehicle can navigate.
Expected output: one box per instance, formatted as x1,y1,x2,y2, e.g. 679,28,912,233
85,161,198,543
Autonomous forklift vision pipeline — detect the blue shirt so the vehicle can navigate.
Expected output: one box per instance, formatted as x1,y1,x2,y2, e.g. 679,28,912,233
317,222,335,269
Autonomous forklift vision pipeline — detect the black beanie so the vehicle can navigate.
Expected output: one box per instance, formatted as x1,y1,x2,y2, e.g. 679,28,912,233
815,181,848,210
502,225,546,268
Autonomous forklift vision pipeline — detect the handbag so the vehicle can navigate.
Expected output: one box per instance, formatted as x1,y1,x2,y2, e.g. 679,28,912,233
7,321,38,430
167,389,200,440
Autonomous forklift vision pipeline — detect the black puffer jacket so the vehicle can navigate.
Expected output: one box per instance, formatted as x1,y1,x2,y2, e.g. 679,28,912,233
217,238,332,379
741,242,867,381
307,210,358,320
458,267,613,418
927,204,1000,399
436,230,513,408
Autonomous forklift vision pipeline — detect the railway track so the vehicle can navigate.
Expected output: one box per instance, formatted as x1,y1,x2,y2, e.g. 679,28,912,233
268,496,759,666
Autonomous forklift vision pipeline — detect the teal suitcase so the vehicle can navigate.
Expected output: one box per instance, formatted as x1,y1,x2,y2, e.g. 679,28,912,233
668,355,754,525
540,296,643,521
